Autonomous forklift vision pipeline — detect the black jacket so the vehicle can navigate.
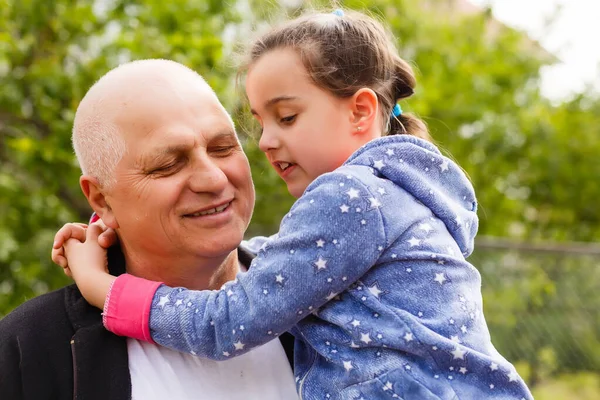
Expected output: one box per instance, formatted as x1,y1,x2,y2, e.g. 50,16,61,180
0,246,294,400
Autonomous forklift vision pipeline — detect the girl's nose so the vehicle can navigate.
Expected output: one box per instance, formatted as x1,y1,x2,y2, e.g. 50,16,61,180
258,126,280,152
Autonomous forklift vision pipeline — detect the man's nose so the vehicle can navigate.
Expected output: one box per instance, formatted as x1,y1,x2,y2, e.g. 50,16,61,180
188,156,228,193
258,125,280,152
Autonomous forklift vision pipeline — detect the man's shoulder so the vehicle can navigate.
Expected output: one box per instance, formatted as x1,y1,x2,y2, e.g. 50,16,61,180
0,285,76,338
0,286,93,400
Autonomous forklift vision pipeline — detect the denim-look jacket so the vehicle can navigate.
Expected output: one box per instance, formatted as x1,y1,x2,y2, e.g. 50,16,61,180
105,135,533,399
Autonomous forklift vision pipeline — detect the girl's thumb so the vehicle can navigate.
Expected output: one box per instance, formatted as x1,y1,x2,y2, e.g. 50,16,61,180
86,223,104,242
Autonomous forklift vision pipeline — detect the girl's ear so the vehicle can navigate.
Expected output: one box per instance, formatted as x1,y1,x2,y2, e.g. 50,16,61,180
80,176,119,229
350,88,379,134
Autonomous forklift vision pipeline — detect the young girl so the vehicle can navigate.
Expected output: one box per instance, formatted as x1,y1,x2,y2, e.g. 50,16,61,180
59,9,532,400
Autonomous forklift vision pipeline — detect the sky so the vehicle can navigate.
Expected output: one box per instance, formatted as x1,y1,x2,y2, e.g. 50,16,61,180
468,0,600,101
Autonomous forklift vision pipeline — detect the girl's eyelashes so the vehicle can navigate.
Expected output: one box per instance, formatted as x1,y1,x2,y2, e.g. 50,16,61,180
280,114,297,124
253,113,296,135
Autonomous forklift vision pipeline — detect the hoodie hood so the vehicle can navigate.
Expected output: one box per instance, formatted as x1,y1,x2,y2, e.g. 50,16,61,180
344,135,478,257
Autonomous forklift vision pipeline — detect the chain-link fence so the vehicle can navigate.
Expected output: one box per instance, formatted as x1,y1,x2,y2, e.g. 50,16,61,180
471,237,600,399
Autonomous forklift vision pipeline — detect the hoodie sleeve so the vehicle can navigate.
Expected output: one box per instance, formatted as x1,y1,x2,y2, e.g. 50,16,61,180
103,171,388,359
240,235,275,256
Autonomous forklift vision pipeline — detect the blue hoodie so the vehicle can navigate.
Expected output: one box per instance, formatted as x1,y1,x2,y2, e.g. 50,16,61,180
126,135,532,399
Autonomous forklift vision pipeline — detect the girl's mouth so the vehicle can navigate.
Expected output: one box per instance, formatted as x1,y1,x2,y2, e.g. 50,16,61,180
276,162,293,171
274,161,297,178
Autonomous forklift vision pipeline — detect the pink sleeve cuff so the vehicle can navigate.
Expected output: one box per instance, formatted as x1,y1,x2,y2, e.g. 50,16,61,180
102,274,163,343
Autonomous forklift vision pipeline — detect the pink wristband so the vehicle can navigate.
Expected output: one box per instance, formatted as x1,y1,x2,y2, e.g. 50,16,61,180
103,274,163,343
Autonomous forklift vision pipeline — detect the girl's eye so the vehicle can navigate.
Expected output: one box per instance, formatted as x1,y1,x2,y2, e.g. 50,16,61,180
280,115,296,124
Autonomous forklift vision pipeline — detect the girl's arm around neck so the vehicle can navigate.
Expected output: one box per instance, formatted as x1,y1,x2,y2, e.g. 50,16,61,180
105,171,388,359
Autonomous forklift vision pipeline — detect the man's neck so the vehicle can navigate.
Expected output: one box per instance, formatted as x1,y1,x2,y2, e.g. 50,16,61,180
121,245,240,291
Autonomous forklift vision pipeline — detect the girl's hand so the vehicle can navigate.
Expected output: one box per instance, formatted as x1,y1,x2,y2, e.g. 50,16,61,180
51,220,118,277
63,223,116,310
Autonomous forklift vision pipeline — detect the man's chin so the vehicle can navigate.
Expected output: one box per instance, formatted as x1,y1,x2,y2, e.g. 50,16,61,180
190,231,244,257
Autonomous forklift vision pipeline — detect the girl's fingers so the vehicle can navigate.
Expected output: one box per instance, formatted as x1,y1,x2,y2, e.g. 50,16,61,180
53,223,88,248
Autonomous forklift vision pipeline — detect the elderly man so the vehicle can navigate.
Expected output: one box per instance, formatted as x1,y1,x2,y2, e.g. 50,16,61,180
0,60,297,400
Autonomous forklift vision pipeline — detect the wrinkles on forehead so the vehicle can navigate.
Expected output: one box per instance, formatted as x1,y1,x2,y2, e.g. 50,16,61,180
112,82,230,148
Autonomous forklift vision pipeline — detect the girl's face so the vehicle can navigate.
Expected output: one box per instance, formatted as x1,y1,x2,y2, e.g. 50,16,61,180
246,48,359,198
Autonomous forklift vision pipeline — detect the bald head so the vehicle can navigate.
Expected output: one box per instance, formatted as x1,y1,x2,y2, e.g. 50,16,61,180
72,59,228,187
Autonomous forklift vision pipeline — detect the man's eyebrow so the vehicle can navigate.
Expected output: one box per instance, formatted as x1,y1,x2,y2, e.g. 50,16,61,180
154,144,190,157
250,96,298,115
211,129,237,139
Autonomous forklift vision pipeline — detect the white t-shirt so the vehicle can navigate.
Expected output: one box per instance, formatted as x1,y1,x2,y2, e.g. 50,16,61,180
127,337,298,399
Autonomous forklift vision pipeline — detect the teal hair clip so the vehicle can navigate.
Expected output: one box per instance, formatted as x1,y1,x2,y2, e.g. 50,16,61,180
392,104,403,117
332,9,344,17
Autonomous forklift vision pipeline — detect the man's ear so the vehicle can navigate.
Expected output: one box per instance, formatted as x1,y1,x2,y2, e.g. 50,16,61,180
350,88,379,134
80,175,119,229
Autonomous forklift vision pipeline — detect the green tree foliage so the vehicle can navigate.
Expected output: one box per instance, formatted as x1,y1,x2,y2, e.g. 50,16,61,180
1,0,598,395
0,0,242,315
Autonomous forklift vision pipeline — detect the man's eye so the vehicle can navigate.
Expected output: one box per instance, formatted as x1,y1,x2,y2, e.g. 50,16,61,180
212,146,236,156
149,162,179,175
280,115,296,124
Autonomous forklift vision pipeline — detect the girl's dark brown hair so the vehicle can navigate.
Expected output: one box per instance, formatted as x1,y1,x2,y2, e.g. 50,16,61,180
242,9,430,141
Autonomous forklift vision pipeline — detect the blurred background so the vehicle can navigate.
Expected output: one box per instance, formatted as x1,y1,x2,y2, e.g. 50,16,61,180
0,0,598,398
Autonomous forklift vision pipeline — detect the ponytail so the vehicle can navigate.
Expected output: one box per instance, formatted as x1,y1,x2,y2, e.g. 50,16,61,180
389,113,431,141
386,57,431,142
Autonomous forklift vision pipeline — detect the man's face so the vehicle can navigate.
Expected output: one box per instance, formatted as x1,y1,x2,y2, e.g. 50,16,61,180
104,83,255,263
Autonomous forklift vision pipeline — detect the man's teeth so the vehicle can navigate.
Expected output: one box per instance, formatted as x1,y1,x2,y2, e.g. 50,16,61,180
189,203,229,217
